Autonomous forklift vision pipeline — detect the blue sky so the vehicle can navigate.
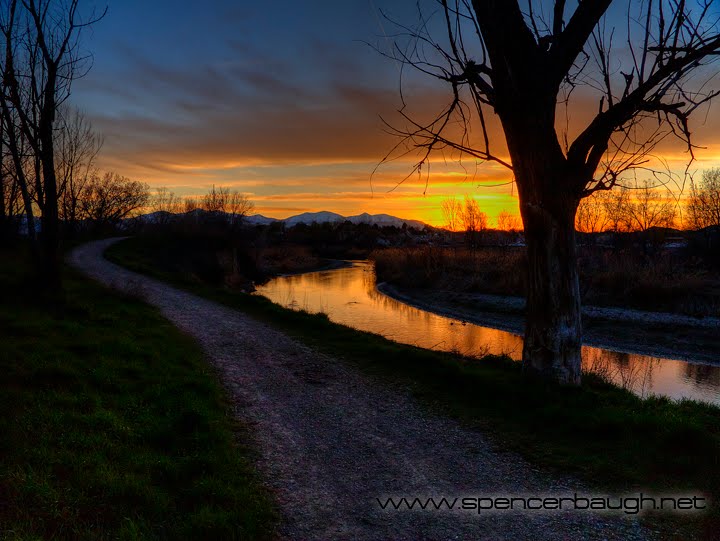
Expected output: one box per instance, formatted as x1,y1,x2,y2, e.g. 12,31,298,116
69,1,720,224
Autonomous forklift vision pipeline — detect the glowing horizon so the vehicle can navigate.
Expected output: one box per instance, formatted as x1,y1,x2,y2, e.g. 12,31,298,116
74,1,720,230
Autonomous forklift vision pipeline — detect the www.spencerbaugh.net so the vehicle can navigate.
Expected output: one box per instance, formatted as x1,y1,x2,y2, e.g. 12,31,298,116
376,493,708,515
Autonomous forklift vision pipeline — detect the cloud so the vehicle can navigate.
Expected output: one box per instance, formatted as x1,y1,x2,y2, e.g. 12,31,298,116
74,0,720,228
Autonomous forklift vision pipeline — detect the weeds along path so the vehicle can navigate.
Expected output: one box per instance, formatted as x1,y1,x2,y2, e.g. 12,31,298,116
69,239,649,541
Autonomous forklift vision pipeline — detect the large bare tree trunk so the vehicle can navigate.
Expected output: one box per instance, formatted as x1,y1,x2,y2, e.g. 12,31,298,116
40,160,60,290
499,84,584,385
521,197,582,384
38,80,61,290
0,120,5,239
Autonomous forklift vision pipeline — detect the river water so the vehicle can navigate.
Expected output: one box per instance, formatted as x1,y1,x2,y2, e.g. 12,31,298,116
255,261,720,405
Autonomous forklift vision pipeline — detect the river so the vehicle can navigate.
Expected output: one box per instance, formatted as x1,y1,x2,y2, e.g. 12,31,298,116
255,261,720,405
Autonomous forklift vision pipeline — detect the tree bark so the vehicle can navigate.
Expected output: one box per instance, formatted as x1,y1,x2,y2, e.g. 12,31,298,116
521,198,582,384
0,119,5,240
2,100,38,248
38,85,61,291
496,84,584,385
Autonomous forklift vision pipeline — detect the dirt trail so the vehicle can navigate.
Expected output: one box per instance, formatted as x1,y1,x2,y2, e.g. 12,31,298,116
69,239,650,541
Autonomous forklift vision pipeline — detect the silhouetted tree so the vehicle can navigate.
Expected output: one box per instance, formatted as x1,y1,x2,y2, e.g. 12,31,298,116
441,196,462,231
202,185,230,213
622,179,677,232
496,210,521,232
461,195,486,247
80,172,149,231
576,191,610,234
0,115,24,237
184,196,199,213
149,187,182,226
601,188,630,233
0,0,105,288
688,168,720,230
226,190,254,229
201,185,254,229
57,108,103,234
382,0,720,383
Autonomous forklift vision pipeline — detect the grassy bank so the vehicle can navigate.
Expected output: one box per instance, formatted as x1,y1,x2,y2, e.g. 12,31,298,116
108,236,720,539
372,245,720,317
0,245,275,540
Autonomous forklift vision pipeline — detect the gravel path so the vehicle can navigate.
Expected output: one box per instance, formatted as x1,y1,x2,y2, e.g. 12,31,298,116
69,239,651,541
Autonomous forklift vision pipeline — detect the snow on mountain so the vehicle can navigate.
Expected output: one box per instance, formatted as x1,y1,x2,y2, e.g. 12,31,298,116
245,214,279,226
345,212,426,230
282,211,426,229
283,211,345,227
134,211,171,224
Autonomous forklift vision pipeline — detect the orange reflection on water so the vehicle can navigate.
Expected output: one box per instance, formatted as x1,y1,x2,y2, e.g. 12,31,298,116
255,262,720,405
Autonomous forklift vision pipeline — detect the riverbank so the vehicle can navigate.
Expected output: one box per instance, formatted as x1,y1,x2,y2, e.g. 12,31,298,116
372,246,720,318
271,258,353,278
378,283,720,365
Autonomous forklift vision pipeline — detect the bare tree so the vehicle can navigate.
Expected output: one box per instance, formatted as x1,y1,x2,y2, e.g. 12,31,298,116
461,195,487,247
576,191,610,234
381,1,720,383
80,172,149,230
687,168,720,230
0,77,38,246
183,196,199,214
57,108,102,233
200,185,253,228
496,209,521,232
227,190,254,228
149,186,182,226
0,119,24,236
441,196,462,231
622,179,677,232
202,185,230,213
601,188,630,233
0,0,105,287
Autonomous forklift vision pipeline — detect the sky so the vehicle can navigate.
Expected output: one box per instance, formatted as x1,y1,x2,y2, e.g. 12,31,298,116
71,0,720,227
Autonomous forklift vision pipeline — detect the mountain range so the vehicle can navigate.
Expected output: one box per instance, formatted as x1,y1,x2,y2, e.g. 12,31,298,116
133,209,428,230
245,211,427,230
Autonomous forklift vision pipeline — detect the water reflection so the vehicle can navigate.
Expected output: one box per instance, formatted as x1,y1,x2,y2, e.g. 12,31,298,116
255,261,720,405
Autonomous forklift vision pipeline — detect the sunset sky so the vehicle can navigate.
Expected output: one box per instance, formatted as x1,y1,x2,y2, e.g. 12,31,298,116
72,0,720,227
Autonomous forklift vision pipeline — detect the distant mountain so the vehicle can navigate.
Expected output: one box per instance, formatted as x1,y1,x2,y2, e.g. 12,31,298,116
134,210,171,224
283,211,346,227
244,214,279,226
280,210,426,230
345,212,426,230
129,209,428,230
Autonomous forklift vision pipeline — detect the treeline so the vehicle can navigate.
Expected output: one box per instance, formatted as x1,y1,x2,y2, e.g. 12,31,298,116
442,171,720,239
576,172,720,234
0,0,114,289
146,185,254,229
0,2,173,291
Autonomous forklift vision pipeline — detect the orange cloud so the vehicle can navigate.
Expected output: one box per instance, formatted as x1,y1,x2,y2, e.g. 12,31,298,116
83,45,720,229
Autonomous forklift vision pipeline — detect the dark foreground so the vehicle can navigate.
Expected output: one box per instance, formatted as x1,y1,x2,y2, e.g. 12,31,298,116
72,239,652,540
108,235,720,540
0,244,275,540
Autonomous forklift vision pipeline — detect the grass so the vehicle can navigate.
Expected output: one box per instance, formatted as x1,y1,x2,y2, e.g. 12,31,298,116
0,244,275,540
108,235,720,539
